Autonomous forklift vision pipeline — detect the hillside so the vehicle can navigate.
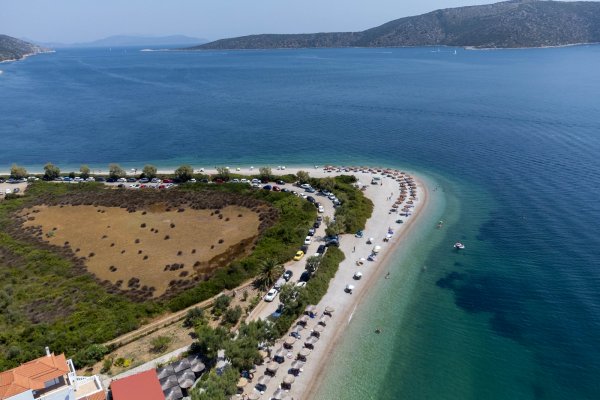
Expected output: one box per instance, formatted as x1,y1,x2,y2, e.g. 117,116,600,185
0,34,48,62
190,0,600,50
43,34,209,48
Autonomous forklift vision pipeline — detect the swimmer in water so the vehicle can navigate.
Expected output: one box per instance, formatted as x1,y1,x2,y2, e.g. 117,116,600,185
385,272,390,279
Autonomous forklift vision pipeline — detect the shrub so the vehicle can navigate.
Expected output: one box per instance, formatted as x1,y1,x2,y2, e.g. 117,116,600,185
183,307,205,328
150,336,173,353
223,305,243,325
212,295,231,316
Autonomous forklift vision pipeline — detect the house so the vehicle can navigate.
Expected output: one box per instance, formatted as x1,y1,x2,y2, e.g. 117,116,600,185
110,370,164,400
0,348,104,400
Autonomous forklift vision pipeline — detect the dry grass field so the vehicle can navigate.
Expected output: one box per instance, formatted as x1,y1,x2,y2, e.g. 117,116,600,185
21,204,260,297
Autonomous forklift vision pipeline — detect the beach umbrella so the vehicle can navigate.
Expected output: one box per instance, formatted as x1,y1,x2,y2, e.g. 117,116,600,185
345,284,355,293
318,315,330,326
266,361,280,373
305,305,316,314
163,385,184,400
304,336,319,348
298,348,311,359
291,360,305,370
283,374,296,386
187,356,206,374
283,396,294,400
156,365,175,380
313,324,324,333
159,374,179,391
249,392,260,400
177,369,196,389
257,375,271,387
272,388,285,399
172,358,191,374
284,336,296,348
237,377,248,389
298,315,309,326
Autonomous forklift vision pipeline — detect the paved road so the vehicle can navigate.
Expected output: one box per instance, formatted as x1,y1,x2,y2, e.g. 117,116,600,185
247,191,337,322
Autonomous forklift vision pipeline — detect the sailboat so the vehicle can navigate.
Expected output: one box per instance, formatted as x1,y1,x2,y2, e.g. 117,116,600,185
454,50,457,55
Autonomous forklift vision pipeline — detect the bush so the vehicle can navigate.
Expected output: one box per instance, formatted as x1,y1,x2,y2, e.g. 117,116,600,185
223,305,243,325
183,307,205,328
150,336,173,353
212,295,231,316
72,344,109,368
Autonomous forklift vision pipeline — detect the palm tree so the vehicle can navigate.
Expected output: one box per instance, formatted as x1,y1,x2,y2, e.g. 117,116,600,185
256,258,283,291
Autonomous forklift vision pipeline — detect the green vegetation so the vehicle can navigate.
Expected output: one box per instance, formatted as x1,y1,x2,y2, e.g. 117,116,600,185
0,180,314,371
258,166,273,181
142,164,157,179
9,164,27,180
43,163,60,181
150,336,173,353
329,175,373,233
174,164,194,182
255,259,283,291
108,163,126,179
79,165,90,180
191,367,238,400
212,295,231,317
296,170,310,184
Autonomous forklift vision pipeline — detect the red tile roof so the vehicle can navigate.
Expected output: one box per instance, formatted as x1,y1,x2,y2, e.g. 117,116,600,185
0,353,70,399
80,391,107,400
111,370,165,400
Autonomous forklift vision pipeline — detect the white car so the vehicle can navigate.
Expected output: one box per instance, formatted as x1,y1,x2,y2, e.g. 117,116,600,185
117,178,127,183
189,178,196,183
5,188,12,194
318,206,325,213
295,281,307,288
304,236,312,245
300,183,312,189
264,288,278,302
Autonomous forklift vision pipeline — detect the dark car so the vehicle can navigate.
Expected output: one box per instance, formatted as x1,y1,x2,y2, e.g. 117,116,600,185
306,196,316,203
95,177,106,182
263,184,272,190
281,188,289,193
272,186,281,192
300,245,309,253
305,187,316,193
325,235,340,247
316,216,323,222
106,178,117,183
276,180,286,185
299,271,311,282
283,270,293,281
313,221,321,229
127,177,136,182
317,245,327,255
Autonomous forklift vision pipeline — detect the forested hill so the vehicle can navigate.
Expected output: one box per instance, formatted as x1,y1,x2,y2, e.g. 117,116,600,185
0,34,49,62
189,0,600,50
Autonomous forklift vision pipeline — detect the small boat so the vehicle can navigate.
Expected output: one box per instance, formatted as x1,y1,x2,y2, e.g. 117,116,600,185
454,242,465,250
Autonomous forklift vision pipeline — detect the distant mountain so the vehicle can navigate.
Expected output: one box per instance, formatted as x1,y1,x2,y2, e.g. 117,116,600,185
44,35,208,48
0,35,49,62
190,0,600,50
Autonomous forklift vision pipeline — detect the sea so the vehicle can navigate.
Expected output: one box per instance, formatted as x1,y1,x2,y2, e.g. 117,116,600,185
1,45,600,399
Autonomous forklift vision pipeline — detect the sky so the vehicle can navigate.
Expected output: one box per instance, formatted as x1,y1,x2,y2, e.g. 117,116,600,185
0,0,570,43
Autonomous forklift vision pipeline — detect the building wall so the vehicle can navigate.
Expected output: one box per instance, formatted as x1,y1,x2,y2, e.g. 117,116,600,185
6,391,35,400
37,386,74,400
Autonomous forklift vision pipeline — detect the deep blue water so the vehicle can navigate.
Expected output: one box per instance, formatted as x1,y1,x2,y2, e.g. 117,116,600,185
2,46,600,399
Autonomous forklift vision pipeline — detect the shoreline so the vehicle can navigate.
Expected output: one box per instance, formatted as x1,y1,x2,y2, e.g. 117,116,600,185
293,174,430,399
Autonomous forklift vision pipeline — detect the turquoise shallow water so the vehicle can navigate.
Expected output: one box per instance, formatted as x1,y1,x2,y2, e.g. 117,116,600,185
2,46,600,398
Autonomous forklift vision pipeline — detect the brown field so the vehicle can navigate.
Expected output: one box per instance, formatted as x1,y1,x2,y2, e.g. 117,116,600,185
21,204,260,297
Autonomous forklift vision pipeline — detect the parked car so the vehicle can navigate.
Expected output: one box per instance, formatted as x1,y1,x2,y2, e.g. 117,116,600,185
263,185,272,191
316,216,323,222
272,186,281,192
318,206,325,213
264,288,278,302
95,177,106,182
306,196,315,203
293,250,305,261
127,177,136,182
163,179,173,184
283,270,294,281
313,221,321,229
300,183,312,189
300,245,309,253
304,236,312,245
299,271,311,282
276,180,286,185
308,228,315,236
295,281,307,288
317,245,327,255
305,187,316,193
139,178,149,183
117,178,127,183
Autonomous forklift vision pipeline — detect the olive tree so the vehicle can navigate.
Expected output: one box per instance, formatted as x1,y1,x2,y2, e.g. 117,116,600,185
142,164,157,179
215,166,230,181
9,164,27,180
79,165,90,179
296,170,310,184
43,163,61,181
108,163,126,179
174,164,194,182
259,166,272,181
305,255,321,273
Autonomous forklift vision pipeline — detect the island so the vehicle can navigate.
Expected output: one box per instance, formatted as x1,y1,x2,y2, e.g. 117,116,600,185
188,0,600,50
0,34,50,62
